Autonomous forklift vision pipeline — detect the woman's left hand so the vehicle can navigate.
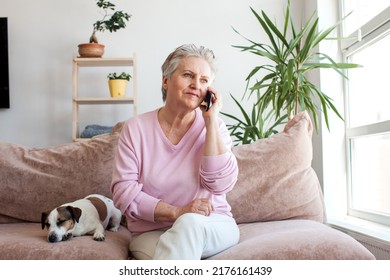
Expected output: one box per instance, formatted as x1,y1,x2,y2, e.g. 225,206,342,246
201,87,227,156
201,87,222,118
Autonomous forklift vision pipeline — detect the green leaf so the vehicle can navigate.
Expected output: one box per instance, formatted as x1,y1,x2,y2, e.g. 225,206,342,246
299,16,319,60
261,10,289,48
250,7,280,55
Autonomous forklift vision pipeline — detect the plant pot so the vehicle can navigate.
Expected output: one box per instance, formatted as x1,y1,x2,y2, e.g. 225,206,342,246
108,79,127,98
78,43,105,58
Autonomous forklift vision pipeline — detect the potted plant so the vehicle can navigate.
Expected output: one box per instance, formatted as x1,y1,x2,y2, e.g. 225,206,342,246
107,72,132,98
78,0,131,58
223,0,360,145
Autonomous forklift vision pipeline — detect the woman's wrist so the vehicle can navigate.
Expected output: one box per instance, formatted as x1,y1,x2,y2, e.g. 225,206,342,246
154,201,180,222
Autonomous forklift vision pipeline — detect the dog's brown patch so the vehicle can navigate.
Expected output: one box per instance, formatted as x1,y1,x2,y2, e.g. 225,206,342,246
87,197,107,222
56,206,78,230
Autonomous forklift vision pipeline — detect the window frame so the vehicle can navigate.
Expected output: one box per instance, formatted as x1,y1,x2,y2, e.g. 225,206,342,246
341,4,390,226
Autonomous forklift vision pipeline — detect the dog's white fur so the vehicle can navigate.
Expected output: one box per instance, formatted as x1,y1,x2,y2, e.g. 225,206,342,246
41,194,122,243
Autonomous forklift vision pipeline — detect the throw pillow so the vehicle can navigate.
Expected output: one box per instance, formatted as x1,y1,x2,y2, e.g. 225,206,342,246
227,111,325,224
0,131,120,223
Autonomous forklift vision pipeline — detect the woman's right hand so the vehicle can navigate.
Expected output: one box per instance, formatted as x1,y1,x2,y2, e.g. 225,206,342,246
154,198,214,222
176,198,214,217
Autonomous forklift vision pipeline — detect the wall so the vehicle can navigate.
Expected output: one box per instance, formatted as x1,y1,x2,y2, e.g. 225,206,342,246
0,0,292,147
308,0,349,213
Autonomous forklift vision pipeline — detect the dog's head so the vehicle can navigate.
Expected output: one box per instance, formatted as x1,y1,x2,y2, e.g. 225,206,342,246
41,206,82,243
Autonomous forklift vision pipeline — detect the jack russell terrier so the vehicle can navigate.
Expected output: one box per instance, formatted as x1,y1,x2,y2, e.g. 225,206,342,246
41,194,122,243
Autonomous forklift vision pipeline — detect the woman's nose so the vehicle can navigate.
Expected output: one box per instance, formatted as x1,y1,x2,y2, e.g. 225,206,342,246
191,78,202,89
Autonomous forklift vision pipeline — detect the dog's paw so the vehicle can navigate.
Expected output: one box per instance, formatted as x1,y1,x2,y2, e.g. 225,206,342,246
108,226,119,232
62,233,73,241
93,232,106,241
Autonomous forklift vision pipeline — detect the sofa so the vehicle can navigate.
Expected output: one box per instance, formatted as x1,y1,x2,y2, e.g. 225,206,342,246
0,112,375,260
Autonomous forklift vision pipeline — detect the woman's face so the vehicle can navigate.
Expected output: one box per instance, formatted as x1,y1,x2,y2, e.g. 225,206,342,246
163,56,212,111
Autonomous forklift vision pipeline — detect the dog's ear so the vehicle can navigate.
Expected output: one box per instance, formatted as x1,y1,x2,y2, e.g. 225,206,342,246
66,206,82,223
41,212,48,230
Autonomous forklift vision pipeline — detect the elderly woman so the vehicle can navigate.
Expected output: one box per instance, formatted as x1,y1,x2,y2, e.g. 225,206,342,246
111,44,239,260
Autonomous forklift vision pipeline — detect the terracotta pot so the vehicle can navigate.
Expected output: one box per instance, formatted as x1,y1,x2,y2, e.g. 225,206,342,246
78,43,105,58
108,79,127,98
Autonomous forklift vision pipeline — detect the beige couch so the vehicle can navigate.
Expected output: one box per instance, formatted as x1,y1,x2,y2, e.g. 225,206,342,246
0,112,375,260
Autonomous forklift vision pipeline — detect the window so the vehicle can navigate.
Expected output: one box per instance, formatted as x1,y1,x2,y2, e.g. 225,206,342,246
341,1,390,226
343,0,390,37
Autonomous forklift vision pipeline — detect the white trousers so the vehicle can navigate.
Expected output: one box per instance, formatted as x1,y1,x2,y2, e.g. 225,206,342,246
129,213,240,260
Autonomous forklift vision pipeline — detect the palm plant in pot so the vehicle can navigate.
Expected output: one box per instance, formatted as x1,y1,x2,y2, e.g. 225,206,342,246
223,0,360,145
78,0,131,58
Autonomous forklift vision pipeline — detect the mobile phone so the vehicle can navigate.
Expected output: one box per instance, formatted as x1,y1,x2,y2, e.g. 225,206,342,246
204,91,212,111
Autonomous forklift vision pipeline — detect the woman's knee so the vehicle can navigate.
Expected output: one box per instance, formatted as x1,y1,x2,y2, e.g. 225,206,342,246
175,213,202,224
173,213,206,232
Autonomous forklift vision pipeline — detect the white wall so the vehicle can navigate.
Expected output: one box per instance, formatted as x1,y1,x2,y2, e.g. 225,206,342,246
314,0,350,217
0,0,292,147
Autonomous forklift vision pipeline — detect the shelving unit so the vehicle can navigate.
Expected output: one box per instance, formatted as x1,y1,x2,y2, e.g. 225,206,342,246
72,55,137,141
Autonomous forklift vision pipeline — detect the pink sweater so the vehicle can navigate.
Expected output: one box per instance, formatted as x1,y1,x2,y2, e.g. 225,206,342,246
111,108,238,235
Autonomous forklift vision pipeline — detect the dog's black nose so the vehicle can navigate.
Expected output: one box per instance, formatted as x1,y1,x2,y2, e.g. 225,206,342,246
48,234,57,243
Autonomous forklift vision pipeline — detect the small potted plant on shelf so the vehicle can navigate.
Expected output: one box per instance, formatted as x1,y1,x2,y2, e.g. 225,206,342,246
78,0,131,58
107,72,132,98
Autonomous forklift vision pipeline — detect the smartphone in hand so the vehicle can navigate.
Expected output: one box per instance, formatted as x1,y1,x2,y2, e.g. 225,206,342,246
203,91,212,111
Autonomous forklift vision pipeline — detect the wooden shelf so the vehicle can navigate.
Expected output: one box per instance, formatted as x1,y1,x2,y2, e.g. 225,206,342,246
73,57,134,67
72,55,138,141
74,97,134,105
73,138,91,142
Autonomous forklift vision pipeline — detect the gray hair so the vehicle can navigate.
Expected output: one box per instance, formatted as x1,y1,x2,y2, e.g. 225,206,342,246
161,44,217,102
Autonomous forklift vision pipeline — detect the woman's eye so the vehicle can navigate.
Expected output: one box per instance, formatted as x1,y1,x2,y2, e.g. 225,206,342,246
201,78,208,83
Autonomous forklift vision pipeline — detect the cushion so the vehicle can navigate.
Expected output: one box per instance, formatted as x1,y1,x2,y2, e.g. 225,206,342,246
227,111,325,224
0,223,131,260
208,220,375,260
0,131,120,223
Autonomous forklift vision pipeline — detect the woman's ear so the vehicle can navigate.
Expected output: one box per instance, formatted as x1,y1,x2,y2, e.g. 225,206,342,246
162,76,168,91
